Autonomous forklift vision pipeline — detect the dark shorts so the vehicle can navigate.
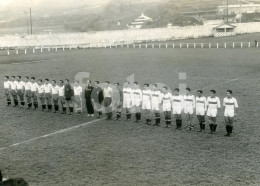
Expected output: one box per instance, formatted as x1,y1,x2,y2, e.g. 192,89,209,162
38,93,45,98
4,89,9,95
52,94,59,100
65,97,72,101
30,91,37,97
59,96,65,104
44,93,52,99
104,97,112,107
17,89,24,96
10,90,17,96
25,90,31,97
74,95,81,103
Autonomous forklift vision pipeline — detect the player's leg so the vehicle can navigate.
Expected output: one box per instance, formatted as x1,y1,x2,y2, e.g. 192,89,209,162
136,102,142,123
32,92,38,110
197,115,202,132
224,116,231,136
60,97,66,114
6,89,11,106
116,102,122,120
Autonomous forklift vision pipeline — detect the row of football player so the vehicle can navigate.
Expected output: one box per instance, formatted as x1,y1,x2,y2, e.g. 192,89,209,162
121,81,238,137
3,76,238,136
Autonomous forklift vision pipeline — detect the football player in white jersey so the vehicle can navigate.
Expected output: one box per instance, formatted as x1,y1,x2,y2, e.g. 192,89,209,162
183,88,195,131
51,80,60,113
74,80,83,115
172,88,183,130
4,76,11,106
123,81,132,121
103,81,113,120
131,82,143,123
161,86,172,128
30,77,38,110
37,79,46,111
142,83,152,125
195,90,207,132
150,84,162,126
16,76,25,108
58,80,66,114
10,76,18,107
24,76,32,110
113,83,123,120
207,89,221,134
223,90,238,137
44,79,53,112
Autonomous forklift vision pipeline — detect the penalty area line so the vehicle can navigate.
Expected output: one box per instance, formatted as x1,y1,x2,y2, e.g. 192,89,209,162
0,118,103,151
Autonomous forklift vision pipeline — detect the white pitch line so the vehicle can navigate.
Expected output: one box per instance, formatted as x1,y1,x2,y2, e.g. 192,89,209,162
11,59,56,65
0,118,103,151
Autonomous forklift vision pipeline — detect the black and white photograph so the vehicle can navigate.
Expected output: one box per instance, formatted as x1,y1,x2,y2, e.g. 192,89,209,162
0,0,260,185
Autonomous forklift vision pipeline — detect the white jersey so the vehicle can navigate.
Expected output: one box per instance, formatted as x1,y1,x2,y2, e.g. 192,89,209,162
172,95,183,108
183,95,195,109
4,80,11,89
196,96,207,110
142,89,151,101
44,83,52,93
123,87,132,100
74,86,83,96
151,90,162,103
58,85,65,96
207,97,221,110
38,84,45,94
30,82,38,92
132,89,142,101
223,97,238,111
10,81,18,90
16,81,25,90
51,85,59,95
24,82,32,91
162,92,172,105
103,87,113,98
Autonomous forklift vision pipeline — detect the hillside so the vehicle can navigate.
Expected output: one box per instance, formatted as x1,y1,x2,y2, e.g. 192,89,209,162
0,0,257,35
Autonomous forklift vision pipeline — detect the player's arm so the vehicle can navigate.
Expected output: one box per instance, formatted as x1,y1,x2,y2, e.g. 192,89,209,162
119,89,123,105
204,97,207,113
234,98,238,116
217,97,221,117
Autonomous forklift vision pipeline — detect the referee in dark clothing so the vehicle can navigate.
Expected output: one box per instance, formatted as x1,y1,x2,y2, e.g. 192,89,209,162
91,81,104,118
85,80,94,117
64,79,74,115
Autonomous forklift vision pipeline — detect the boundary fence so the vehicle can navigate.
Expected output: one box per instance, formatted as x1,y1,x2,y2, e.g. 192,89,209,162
0,41,259,56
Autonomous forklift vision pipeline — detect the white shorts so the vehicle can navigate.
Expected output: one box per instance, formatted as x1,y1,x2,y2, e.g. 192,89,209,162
163,104,171,112
142,100,151,110
184,107,194,115
173,107,182,115
151,102,160,111
207,109,218,117
123,99,131,109
132,99,142,107
196,108,206,116
224,109,235,117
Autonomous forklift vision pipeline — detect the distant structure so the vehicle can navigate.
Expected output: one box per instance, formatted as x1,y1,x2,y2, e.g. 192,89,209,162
218,0,260,15
127,13,153,29
213,23,236,37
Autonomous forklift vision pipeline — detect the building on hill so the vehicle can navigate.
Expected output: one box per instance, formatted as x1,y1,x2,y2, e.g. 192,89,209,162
127,13,153,29
213,23,236,37
218,3,260,15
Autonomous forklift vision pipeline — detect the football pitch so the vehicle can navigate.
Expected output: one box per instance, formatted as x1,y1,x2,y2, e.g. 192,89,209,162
0,46,260,185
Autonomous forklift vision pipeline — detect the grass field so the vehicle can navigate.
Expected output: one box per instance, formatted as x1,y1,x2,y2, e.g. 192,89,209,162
0,44,260,185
